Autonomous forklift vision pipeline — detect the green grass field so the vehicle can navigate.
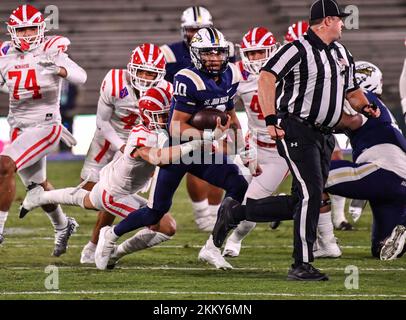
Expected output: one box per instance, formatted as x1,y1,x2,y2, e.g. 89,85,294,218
0,161,405,300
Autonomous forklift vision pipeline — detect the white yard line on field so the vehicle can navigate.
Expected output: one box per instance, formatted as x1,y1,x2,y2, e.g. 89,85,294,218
0,290,405,298
3,266,406,272
2,242,372,249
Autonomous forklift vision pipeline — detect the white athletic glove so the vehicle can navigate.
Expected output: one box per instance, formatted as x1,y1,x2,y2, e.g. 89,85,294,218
202,127,226,141
37,52,61,76
60,125,77,147
238,146,257,165
238,146,261,176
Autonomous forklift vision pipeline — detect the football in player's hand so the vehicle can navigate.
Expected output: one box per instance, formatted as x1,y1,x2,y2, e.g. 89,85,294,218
188,109,228,130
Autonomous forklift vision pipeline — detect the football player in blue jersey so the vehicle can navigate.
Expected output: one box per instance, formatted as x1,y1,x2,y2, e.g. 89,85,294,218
94,28,254,270
316,61,406,260
160,7,236,232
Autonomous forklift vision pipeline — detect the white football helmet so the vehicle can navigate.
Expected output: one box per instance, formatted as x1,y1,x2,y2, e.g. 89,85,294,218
181,6,213,44
190,27,229,76
355,61,383,95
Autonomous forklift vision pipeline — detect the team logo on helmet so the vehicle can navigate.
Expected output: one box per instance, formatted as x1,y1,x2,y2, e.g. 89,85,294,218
355,61,383,95
190,27,229,76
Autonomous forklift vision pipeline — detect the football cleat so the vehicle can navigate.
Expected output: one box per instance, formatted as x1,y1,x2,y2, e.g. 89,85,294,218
335,221,353,231
80,243,96,264
198,244,233,270
106,245,120,270
53,217,79,257
287,263,329,281
212,197,240,248
95,226,117,270
380,225,406,261
0,234,4,245
222,237,242,257
19,184,44,218
313,237,342,258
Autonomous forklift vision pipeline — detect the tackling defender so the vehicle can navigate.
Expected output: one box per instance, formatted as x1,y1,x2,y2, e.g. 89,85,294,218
20,87,204,268
78,44,172,264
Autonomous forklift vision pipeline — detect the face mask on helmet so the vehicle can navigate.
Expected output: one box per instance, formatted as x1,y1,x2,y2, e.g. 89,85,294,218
127,44,166,94
355,61,383,96
180,6,213,45
190,27,229,76
139,87,172,130
239,27,279,75
7,5,46,52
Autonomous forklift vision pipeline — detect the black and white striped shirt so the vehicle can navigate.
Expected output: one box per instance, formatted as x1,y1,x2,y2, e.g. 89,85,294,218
262,28,359,129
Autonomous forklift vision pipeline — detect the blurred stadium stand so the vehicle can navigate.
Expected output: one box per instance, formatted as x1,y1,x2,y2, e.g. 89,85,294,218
0,0,405,130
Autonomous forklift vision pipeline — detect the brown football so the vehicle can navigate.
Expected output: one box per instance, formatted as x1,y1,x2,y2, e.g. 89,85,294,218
188,108,228,130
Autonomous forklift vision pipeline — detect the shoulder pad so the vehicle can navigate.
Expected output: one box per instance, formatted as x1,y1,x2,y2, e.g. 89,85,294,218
102,69,127,98
43,35,71,53
156,80,174,95
175,69,206,91
130,124,157,148
228,63,241,85
160,44,177,64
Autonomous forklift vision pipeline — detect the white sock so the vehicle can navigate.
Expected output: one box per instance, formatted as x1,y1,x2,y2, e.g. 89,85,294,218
44,205,68,230
191,199,210,220
318,211,335,243
330,195,347,227
228,220,256,242
204,235,218,249
209,204,220,218
0,211,8,234
115,228,171,259
42,188,88,209
84,241,97,251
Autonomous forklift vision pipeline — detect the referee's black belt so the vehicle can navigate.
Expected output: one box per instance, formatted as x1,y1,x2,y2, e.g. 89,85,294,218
286,114,333,134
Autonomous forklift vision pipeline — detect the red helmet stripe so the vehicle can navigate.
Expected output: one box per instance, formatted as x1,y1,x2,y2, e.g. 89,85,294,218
257,32,274,46
22,5,28,22
29,12,42,24
10,14,22,24
251,28,258,46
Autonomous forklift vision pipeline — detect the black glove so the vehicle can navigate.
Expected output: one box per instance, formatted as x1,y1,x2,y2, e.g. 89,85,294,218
361,102,378,118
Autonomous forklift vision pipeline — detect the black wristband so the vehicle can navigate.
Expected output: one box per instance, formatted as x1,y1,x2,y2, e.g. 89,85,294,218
265,114,278,126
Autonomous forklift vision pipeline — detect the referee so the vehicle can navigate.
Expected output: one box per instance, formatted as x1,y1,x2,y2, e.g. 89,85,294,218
213,0,380,281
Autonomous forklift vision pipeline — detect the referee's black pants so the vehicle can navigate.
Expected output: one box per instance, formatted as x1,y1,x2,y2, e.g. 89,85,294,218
242,118,334,263
277,117,335,264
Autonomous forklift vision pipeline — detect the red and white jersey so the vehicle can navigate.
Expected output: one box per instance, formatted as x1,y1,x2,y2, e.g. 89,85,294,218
97,68,172,147
99,124,158,196
0,36,71,128
236,61,274,145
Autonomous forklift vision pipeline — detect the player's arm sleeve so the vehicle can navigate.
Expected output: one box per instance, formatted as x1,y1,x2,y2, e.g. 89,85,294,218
261,43,300,81
400,58,406,115
96,93,125,151
55,53,87,85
